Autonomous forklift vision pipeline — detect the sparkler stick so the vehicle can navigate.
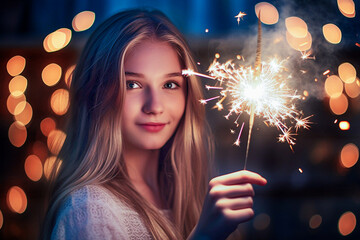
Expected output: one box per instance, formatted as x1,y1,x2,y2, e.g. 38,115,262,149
244,11,262,169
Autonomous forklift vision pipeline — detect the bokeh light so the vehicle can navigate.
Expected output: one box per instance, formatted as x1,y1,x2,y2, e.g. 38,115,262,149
344,78,360,98
6,55,26,76
338,62,356,83
24,155,43,182
0,209,3,229
9,75,27,97
42,63,62,86
322,23,342,44
50,89,70,115
14,101,33,125
44,156,62,180
309,214,322,229
285,17,308,38
254,2,279,25
324,75,343,98
64,65,75,88
340,143,359,168
253,213,271,231
338,211,356,236
329,94,348,115
72,11,96,32
47,129,66,155
7,93,26,115
337,0,356,18
286,31,312,51
6,186,27,214
40,117,56,137
43,28,72,52
8,121,27,147
339,121,350,130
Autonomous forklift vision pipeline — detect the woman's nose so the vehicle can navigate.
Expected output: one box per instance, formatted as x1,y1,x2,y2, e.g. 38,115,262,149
142,87,164,114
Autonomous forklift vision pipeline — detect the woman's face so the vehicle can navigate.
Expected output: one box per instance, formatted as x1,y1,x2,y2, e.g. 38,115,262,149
121,40,186,151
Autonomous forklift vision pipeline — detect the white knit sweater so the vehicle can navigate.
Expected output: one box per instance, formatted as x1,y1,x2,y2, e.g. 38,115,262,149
51,185,168,240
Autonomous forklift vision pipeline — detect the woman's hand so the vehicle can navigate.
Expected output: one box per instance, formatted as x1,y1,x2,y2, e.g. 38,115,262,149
189,170,267,240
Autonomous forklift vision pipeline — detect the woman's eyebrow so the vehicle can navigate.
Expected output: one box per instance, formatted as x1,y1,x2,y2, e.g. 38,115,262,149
125,72,144,78
165,72,183,78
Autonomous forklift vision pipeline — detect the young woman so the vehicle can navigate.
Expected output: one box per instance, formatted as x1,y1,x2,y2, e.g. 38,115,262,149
41,9,267,240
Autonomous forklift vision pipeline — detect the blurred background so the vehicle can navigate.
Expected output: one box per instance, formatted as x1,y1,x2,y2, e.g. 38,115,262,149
0,0,359,239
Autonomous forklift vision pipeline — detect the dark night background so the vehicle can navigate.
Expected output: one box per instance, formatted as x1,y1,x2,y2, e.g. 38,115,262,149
0,0,360,239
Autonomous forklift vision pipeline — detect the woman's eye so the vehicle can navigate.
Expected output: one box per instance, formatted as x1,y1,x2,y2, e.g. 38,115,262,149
164,82,179,89
126,81,141,89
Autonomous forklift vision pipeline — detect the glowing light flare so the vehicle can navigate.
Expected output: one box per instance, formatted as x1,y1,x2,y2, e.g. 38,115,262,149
14,101,33,125
6,186,27,214
72,11,95,32
184,58,310,149
339,121,350,130
285,17,308,38
323,70,330,75
47,129,66,155
340,143,359,168
50,89,70,115
40,117,56,137
309,214,322,229
303,90,309,97
44,156,62,180
298,168,303,173
7,55,26,76
338,211,356,236
338,62,356,83
344,78,360,98
65,65,75,88
323,24,342,44
43,28,72,52
9,75,27,97
286,31,312,52
7,93,26,115
329,94,348,115
42,63,62,86
253,213,271,230
255,2,279,25
234,11,246,24
24,155,43,181
8,121,27,147
325,75,343,98
215,53,220,59
337,0,356,18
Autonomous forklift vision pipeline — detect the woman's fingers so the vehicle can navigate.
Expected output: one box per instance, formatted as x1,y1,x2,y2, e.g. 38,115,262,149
210,183,254,199
216,196,253,210
209,170,267,187
222,208,255,223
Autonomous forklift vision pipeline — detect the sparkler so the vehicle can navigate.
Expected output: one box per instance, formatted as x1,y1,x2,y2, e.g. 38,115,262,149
183,11,311,169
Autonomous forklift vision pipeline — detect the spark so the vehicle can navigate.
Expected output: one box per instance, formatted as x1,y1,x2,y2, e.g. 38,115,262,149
234,122,245,146
295,115,313,131
300,50,315,60
356,43,360,47
323,69,330,75
184,57,310,150
235,11,247,25
299,168,303,173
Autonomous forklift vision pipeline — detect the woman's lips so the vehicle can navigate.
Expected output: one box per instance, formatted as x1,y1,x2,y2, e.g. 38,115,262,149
137,123,166,132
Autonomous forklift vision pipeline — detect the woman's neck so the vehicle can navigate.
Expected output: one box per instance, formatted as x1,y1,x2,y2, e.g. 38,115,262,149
122,146,165,209
123,146,160,187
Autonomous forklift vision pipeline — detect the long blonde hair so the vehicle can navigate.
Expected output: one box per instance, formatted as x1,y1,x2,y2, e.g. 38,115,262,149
41,9,213,240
